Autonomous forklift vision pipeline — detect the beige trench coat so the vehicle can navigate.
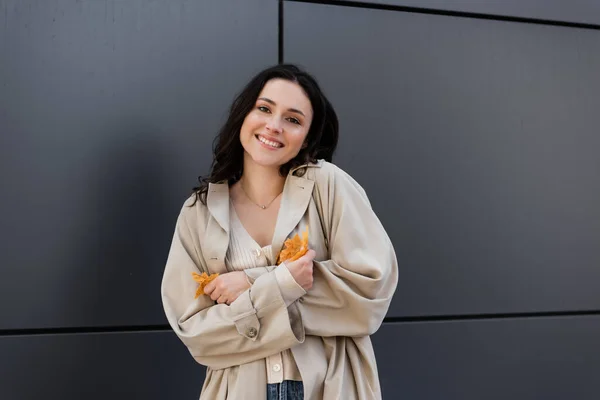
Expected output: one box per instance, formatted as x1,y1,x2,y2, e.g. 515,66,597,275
161,160,398,399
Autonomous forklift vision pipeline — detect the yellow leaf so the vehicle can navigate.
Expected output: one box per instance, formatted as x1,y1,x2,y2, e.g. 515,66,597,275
191,271,219,299
277,226,309,265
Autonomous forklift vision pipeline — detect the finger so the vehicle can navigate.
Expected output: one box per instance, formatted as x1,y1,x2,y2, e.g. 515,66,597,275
204,281,216,295
210,289,221,301
303,249,316,260
217,295,227,304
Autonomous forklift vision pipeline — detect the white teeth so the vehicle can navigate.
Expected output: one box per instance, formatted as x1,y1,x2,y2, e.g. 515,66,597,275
258,135,282,148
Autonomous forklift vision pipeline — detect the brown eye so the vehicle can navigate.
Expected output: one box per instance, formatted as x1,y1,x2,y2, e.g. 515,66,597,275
258,106,270,113
287,117,300,125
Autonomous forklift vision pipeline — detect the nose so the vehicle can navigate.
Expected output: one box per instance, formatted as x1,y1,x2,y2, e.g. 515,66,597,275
265,116,283,134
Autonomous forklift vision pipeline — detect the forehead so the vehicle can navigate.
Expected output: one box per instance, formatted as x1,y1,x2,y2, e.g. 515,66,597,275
258,79,313,116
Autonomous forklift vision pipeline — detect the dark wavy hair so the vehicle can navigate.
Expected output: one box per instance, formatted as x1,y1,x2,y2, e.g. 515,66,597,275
191,63,339,205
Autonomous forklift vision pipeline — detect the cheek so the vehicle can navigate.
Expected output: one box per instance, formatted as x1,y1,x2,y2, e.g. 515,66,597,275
286,128,310,151
240,114,262,138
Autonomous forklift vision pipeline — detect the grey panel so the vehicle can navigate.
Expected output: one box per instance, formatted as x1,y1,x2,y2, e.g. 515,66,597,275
0,330,205,400
2,321,598,400
284,3,600,316
372,317,600,399
341,0,600,25
0,0,277,330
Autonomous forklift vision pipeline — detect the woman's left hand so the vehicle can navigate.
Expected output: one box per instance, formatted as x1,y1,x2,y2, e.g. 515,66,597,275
204,271,251,305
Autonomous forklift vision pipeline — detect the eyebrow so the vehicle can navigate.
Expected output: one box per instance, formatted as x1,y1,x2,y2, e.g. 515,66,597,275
257,97,306,117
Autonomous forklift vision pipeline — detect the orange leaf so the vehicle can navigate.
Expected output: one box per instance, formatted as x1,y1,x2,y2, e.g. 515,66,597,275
191,271,219,299
277,226,309,265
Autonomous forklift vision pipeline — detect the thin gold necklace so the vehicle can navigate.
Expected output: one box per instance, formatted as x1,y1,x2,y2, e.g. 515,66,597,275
239,179,282,210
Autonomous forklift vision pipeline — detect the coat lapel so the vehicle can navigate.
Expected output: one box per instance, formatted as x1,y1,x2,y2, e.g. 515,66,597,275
271,174,315,260
202,161,322,271
204,182,231,274
206,182,230,233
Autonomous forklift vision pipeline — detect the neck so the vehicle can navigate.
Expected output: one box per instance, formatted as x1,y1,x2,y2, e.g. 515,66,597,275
240,158,286,204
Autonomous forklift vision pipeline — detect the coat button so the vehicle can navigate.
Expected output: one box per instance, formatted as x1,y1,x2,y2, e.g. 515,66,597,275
247,327,257,338
272,364,281,372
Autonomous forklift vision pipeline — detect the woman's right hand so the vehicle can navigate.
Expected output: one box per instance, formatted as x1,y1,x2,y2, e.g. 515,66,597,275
284,249,316,291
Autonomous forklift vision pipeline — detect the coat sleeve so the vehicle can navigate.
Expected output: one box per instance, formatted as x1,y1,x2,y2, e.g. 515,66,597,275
298,164,399,337
244,265,306,307
244,266,275,282
161,209,305,370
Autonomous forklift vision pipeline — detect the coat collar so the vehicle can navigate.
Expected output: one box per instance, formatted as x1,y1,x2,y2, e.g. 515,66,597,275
204,160,322,261
271,173,315,257
206,180,231,234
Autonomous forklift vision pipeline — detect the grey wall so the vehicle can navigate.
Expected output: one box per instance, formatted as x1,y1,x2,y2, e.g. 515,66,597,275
344,0,600,25
1,0,599,399
1,0,275,397
284,1,600,318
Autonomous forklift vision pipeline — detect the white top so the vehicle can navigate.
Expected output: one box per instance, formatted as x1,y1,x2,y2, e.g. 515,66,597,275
225,201,303,383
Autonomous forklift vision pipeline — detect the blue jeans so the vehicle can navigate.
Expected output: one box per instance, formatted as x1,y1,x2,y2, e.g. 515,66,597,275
266,380,304,400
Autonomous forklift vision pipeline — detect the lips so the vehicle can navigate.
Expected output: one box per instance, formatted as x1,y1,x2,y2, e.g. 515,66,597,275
255,134,284,149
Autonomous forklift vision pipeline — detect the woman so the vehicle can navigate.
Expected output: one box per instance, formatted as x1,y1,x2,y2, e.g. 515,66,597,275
161,64,398,400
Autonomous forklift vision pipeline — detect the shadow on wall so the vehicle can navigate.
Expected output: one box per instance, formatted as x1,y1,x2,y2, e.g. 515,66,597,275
3,119,208,398
62,121,182,327
39,122,192,395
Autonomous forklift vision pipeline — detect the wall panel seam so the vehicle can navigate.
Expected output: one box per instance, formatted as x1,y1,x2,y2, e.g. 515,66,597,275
284,0,600,31
3,310,600,336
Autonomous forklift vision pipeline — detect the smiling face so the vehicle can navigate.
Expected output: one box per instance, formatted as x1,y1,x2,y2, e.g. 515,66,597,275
239,78,314,170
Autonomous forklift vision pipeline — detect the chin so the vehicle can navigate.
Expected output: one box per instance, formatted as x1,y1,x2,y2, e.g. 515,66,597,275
245,150,296,170
245,152,284,168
